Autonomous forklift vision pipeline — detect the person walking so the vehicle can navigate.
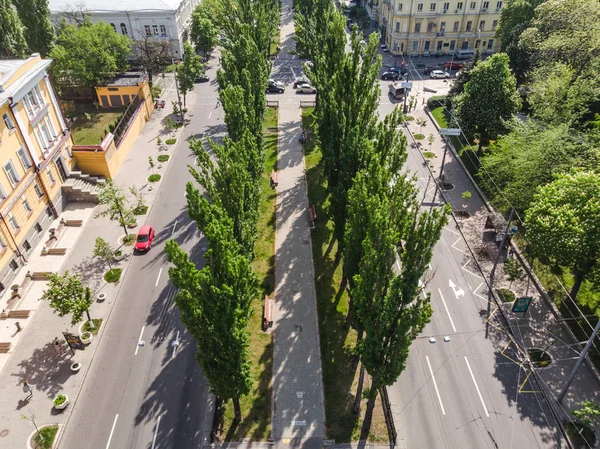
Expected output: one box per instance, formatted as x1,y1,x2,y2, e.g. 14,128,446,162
54,338,64,356
23,381,33,401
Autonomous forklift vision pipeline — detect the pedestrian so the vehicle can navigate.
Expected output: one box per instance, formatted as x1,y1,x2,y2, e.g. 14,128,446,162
23,381,33,400
54,338,64,356
215,98,220,109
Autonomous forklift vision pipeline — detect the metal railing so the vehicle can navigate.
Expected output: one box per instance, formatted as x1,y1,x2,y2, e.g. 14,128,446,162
380,387,397,446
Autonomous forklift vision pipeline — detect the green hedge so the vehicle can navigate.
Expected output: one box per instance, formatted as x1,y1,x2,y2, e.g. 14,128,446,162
427,95,447,111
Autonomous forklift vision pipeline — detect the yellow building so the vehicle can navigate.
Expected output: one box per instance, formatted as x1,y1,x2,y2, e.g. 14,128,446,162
378,0,502,56
0,54,74,291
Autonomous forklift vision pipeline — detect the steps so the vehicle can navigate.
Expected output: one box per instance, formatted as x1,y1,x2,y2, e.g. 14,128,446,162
62,171,106,203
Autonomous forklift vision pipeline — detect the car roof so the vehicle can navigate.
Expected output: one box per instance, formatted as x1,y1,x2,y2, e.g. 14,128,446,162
139,225,152,234
432,70,444,73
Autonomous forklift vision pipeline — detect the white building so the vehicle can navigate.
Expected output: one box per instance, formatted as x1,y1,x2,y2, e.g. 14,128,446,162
49,0,202,58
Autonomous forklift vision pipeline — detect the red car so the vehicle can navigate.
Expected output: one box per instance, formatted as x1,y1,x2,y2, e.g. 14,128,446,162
444,61,463,70
135,225,155,252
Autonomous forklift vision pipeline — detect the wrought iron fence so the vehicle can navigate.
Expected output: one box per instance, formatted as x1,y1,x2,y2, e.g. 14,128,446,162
379,387,397,446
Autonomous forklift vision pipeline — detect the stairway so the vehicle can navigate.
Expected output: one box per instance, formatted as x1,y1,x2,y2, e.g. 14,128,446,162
62,171,106,203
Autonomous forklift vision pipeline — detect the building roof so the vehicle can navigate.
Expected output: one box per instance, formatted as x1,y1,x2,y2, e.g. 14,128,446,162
102,72,147,87
49,0,183,13
0,55,52,107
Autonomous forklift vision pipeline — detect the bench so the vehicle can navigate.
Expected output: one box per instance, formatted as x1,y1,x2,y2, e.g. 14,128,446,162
31,272,52,280
262,295,274,331
0,342,11,353
47,248,67,256
7,310,30,319
307,204,317,228
65,219,83,227
270,170,278,189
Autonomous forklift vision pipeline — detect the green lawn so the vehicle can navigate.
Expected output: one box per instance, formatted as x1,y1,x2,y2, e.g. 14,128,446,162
68,103,122,145
33,425,58,449
218,107,277,441
302,108,388,443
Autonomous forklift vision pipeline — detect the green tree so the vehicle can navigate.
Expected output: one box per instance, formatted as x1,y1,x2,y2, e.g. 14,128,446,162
504,257,525,288
177,42,203,108
40,271,94,325
13,0,55,56
0,0,28,58
525,171,600,303
93,237,114,270
455,53,521,154
50,21,131,90
165,209,259,421
573,401,600,427
96,180,134,236
416,118,427,134
191,14,216,55
445,48,480,108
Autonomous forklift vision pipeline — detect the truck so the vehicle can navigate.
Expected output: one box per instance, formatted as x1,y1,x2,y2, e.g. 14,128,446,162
388,81,407,100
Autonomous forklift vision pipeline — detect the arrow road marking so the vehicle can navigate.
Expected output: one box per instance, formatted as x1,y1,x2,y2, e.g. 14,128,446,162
449,279,465,298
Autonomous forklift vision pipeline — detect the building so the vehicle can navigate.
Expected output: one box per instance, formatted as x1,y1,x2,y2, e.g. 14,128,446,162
378,0,502,56
0,54,74,291
49,0,202,58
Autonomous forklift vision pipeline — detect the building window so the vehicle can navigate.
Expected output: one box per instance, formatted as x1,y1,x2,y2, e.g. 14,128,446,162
8,212,19,232
23,86,45,118
22,196,32,214
453,21,460,31
470,1,476,9
2,113,15,130
0,183,7,200
430,3,436,10
110,23,117,32
487,39,494,49
496,1,502,9
450,40,456,50
440,21,446,32
120,23,128,35
492,20,498,30
145,25,152,36
152,25,159,35
9,260,18,271
395,22,400,32
397,3,402,11
483,1,489,8
35,222,43,233
160,25,167,36
4,160,20,187
427,22,435,32
0,235,5,250
479,20,486,30
457,2,463,9
417,3,423,11
412,41,418,51
466,21,473,31
34,180,44,198
35,116,57,152
415,23,421,32
46,166,55,185
17,148,32,170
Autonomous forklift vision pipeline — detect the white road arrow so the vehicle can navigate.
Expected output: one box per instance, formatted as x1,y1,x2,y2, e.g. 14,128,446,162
449,279,465,298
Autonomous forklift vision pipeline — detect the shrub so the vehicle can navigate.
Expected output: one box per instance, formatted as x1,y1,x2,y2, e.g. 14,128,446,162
496,288,516,303
33,425,58,449
165,138,176,145
427,95,447,110
404,115,415,121
148,174,161,182
54,395,67,406
114,250,122,257
104,268,122,283
423,151,437,159
414,133,425,140
157,154,170,162
151,85,162,99
132,205,148,215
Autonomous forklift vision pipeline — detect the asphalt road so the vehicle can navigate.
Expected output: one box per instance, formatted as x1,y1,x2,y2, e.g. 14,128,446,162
376,83,567,448
58,67,226,449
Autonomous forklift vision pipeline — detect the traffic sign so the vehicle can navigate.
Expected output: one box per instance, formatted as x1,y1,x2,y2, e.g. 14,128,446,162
400,81,413,89
63,332,85,351
512,296,533,313
439,128,461,136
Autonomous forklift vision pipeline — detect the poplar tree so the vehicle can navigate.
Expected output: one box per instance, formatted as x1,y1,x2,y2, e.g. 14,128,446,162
0,0,28,58
177,42,203,108
13,0,55,56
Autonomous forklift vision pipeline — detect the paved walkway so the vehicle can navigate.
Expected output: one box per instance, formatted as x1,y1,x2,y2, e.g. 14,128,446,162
271,0,325,447
0,73,195,447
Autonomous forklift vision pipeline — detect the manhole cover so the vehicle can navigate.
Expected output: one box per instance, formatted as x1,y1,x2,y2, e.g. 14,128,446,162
0,429,8,437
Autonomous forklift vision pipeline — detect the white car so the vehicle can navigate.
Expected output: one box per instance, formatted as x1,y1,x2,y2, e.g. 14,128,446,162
430,70,450,79
296,83,317,94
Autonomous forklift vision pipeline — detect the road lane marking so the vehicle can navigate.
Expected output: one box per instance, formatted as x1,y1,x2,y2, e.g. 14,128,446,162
156,267,163,286
208,111,212,119
449,279,465,298
426,356,446,415
105,414,119,449
438,288,456,332
151,415,162,449
172,219,178,235
135,326,146,355
464,356,490,417
171,331,180,358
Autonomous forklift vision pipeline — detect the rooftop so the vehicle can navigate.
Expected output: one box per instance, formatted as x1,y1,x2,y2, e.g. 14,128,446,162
49,0,183,13
102,72,148,87
0,55,52,106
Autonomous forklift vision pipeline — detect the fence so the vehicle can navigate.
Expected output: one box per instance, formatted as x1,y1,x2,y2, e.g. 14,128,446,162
113,96,142,147
300,100,316,108
266,100,279,108
379,387,397,446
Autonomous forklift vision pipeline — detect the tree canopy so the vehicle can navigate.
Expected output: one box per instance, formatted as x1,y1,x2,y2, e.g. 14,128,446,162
40,271,94,325
13,0,55,57
177,42,203,108
0,0,28,58
190,13,216,55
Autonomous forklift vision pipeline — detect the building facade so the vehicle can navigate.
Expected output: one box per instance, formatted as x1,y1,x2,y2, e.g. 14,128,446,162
378,0,502,56
49,0,202,58
0,54,74,292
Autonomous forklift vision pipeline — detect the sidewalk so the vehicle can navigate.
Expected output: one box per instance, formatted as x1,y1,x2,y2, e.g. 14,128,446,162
0,72,196,448
271,0,325,447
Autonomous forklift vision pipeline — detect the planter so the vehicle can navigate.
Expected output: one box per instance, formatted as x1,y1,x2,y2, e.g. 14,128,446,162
454,210,471,219
496,288,516,303
528,347,553,368
97,292,107,302
439,181,455,191
126,220,137,229
53,394,70,410
113,251,125,262
80,332,93,345
70,362,81,373
566,420,598,448
27,424,59,449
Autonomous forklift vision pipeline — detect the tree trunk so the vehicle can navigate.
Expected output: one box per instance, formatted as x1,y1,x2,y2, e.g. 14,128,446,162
345,296,353,327
118,208,128,236
233,397,242,422
359,379,377,441
353,363,365,414
568,268,585,306
86,310,94,328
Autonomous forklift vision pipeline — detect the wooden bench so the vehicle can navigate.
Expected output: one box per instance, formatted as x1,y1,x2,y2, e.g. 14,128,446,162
270,170,278,189
7,310,30,319
0,342,11,353
47,248,67,255
31,272,52,280
307,204,317,228
65,219,83,227
262,295,274,331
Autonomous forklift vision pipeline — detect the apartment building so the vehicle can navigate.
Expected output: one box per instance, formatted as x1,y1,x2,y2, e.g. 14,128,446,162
0,54,74,291
378,0,502,56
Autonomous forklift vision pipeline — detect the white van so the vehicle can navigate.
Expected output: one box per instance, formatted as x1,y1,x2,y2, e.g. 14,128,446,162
456,49,475,60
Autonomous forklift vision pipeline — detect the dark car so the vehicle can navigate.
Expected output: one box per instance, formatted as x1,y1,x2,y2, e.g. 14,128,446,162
381,71,400,80
266,80,285,93
424,67,432,75
389,66,408,75
195,74,209,83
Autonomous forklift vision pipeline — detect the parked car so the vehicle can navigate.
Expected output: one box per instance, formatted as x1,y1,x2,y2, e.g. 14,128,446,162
135,225,155,253
266,80,285,93
195,74,209,83
444,61,463,70
389,66,408,75
296,83,317,94
381,71,400,80
381,44,389,52
423,67,432,75
430,70,450,79
293,77,310,88
422,51,430,57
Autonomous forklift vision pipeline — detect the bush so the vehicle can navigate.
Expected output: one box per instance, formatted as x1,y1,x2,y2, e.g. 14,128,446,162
148,174,161,183
427,95,447,110
132,205,148,215
165,138,176,145
404,115,415,121
104,268,122,283
414,133,425,140
54,395,67,406
151,85,162,99
157,154,170,162
496,288,516,303
82,318,103,335
423,151,437,159
33,425,58,449
122,234,135,246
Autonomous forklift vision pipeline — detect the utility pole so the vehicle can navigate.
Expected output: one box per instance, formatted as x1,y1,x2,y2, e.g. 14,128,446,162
558,319,600,403
172,58,184,123
489,207,515,301
431,119,460,210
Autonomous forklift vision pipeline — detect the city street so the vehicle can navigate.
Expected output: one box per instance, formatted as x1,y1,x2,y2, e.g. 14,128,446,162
57,67,226,449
